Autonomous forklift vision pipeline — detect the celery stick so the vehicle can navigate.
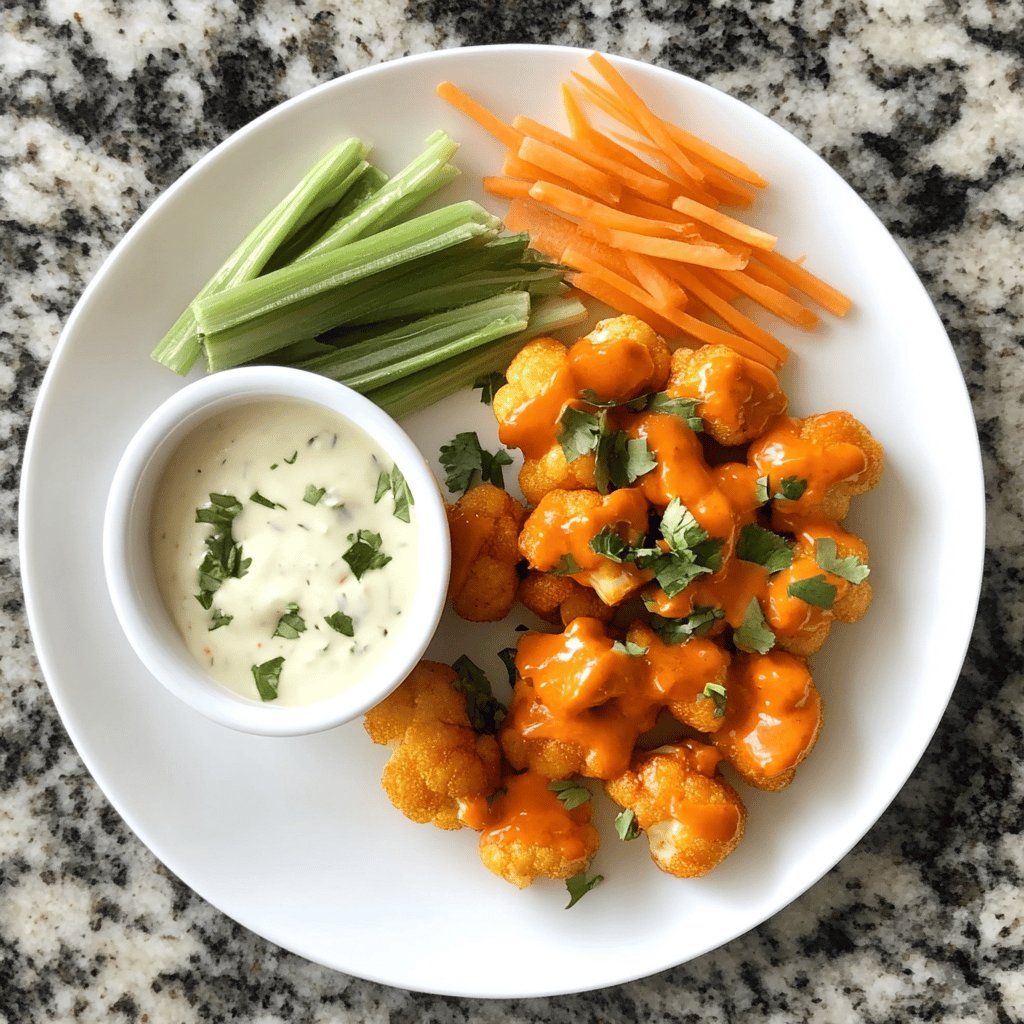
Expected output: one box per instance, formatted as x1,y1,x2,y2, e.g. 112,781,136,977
298,293,531,388
366,295,588,419
198,202,502,370
294,132,460,262
150,138,368,375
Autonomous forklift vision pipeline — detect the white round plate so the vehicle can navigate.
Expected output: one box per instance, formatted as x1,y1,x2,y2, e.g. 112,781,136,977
20,45,984,998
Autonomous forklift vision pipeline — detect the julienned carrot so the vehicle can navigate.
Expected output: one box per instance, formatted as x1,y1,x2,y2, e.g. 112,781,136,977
501,153,576,192
586,53,706,184
589,226,747,271
483,177,534,200
742,257,792,294
436,81,522,151
721,269,819,329
754,249,853,316
674,310,781,368
671,195,776,250
566,272,684,341
561,83,591,139
688,265,742,302
517,136,622,205
528,181,694,239
625,252,689,310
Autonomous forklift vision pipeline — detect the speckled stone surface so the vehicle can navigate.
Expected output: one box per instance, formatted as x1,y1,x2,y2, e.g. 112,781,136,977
2,1,1022,1020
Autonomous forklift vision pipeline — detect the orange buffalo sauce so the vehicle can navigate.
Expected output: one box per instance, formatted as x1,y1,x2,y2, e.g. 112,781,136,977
716,651,821,782
671,798,742,842
568,333,657,402
480,770,594,860
646,556,768,627
446,502,496,596
498,361,577,459
643,634,730,704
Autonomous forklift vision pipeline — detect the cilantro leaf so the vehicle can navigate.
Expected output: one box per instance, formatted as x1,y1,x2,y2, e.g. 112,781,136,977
578,388,648,411
548,778,592,810
614,807,642,841
736,523,794,573
194,493,250,609
343,529,392,580
787,574,838,609
208,609,233,631
815,537,870,584
777,476,807,501
497,647,518,687
250,490,285,510
303,484,327,506
373,465,415,522
550,553,582,576
283,451,298,465
589,526,630,563
251,656,284,702
373,471,391,503
565,870,603,909
595,430,656,492
660,498,709,553
473,371,506,404
634,500,724,597
480,447,513,489
644,552,716,597
699,681,728,719
733,598,776,654
612,640,649,656
452,655,506,734
324,611,354,637
649,607,725,644
195,492,243,526
645,392,704,431
558,406,604,464
273,602,306,640
439,431,513,494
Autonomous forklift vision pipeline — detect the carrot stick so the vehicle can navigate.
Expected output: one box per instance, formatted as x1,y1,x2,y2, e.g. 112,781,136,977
754,249,853,316
502,153,576,192
589,226,747,270
528,181,695,239
561,83,591,138
720,270,819,329
742,257,792,293
625,252,689,310
674,311,781,367
688,265,742,302
566,273,684,340
518,136,622,205
483,176,534,200
659,118,768,189
671,195,776,250
586,54,706,184
435,81,522,151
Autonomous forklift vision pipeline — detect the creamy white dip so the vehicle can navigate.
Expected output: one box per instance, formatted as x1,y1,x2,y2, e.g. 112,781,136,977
150,398,419,706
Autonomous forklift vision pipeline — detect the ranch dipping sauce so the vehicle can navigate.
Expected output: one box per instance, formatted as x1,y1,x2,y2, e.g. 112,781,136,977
150,398,420,707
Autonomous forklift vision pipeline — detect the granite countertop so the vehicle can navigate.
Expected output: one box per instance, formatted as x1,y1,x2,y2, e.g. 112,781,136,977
2,1,1022,1020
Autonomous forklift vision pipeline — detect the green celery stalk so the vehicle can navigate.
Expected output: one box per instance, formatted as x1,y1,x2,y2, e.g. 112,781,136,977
294,132,460,262
366,295,588,419
198,201,503,370
150,137,368,374
298,292,531,389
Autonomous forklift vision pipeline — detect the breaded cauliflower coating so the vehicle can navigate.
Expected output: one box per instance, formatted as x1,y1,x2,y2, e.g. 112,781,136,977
364,661,502,830
446,483,528,622
605,740,746,878
748,411,883,525
667,344,788,447
518,571,615,627
713,651,822,791
518,488,652,606
479,770,601,888
566,315,670,403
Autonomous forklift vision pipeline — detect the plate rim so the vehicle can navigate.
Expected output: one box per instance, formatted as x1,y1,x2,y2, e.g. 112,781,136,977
18,42,986,998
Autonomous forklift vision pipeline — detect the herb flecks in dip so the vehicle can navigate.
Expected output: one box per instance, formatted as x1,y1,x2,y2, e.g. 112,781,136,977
151,398,419,706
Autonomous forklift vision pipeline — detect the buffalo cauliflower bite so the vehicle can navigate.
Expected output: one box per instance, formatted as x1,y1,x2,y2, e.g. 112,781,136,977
605,740,746,878
566,314,670,403
713,651,822,791
748,411,883,525
518,488,652,606
666,344,788,447
446,483,528,622
479,770,601,888
363,661,502,830
518,571,615,627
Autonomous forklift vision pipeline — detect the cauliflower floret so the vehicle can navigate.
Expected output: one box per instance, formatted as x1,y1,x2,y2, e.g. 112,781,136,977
666,344,787,446
748,411,884,525
518,488,652,606
712,651,822,791
479,769,601,888
605,740,746,878
626,621,731,734
446,483,528,622
765,521,873,657
566,314,670,403
518,571,615,627
363,661,502,830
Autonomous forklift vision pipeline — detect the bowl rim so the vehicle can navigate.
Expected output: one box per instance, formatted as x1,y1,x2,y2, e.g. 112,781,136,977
101,365,451,736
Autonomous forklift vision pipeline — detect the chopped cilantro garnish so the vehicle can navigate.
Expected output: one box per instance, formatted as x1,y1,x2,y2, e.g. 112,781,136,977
649,607,725,644
194,492,243,526
283,451,298,465
550,553,582,576
374,464,414,523
614,807,641,841
251,656,284,701
548,779,592,810
373,471,391,503
557,406,605,464
303,484,327,506
589,526,630,563
273,602,306,640
473,371,506,404
815,537,870,584
452,655,506,734
645,392,703,431
496,646,518,687
208,609,233,631
439,431,513,493
342,529,392,580
323,611,354,637
699,681,728,719
777,476,808,501
633,499,723,598
249,490,285,510
733,598,776,654
565,870,603,909
788,574,838,609
612,640,648,657
594,430,656,493
194,493,250,610
736,523,794,573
